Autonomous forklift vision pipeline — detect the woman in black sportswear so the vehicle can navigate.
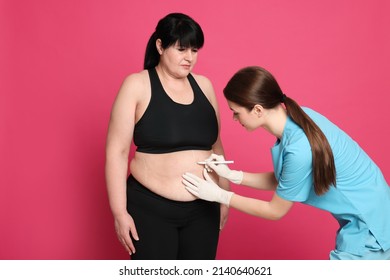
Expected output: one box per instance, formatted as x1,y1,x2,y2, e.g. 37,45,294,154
105,13,230,259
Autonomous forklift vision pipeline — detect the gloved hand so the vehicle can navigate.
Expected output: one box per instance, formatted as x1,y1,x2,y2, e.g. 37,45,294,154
183,168,234,206
204,154,243,184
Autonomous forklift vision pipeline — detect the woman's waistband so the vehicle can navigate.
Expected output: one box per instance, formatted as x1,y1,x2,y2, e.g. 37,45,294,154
127,174,209,207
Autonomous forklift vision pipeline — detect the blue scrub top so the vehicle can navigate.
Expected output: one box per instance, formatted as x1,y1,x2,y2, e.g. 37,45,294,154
272,107,390,256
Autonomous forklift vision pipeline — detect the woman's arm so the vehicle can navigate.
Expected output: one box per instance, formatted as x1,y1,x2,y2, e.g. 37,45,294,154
212,137,231,229
194,73,229,190
105,73,145,254
195,73,231,228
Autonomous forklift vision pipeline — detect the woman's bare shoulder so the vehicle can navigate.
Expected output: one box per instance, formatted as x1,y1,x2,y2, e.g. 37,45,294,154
190,72,212,87
190,72,215,96
122,70,149,88
118,70,150,99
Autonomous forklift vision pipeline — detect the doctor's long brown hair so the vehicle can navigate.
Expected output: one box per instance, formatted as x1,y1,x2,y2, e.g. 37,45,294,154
223,66,336,195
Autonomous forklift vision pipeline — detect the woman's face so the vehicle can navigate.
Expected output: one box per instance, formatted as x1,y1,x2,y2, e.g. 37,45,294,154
158,40,199,77
227,101,261,131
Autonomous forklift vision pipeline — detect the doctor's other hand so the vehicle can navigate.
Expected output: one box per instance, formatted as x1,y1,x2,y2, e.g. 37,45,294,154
205,154,243,184
183,168,234,206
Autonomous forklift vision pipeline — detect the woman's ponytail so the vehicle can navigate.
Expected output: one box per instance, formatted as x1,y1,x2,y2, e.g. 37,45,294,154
144,32,159,69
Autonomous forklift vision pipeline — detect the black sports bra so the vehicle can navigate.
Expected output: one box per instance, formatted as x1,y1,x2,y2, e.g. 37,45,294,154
133,68,218,154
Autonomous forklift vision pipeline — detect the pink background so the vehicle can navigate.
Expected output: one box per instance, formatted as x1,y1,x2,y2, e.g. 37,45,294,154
1,0,389,260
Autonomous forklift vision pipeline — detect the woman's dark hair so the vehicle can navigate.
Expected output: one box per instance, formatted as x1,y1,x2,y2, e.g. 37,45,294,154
143,13,204,69
223,66,336,195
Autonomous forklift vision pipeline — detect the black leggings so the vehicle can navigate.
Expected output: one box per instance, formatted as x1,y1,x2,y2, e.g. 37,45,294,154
126,175,220,260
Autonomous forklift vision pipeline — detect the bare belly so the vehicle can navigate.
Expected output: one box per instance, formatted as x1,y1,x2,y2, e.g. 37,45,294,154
129,150,219,201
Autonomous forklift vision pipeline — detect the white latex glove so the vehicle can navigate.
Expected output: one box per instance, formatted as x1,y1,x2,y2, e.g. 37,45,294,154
205,154,243,184
183,168,234,206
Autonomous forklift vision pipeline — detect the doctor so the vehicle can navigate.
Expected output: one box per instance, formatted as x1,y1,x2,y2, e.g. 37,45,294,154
182,66,390,260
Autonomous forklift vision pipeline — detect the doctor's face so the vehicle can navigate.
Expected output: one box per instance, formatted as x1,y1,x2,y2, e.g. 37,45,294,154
227,101,260,131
